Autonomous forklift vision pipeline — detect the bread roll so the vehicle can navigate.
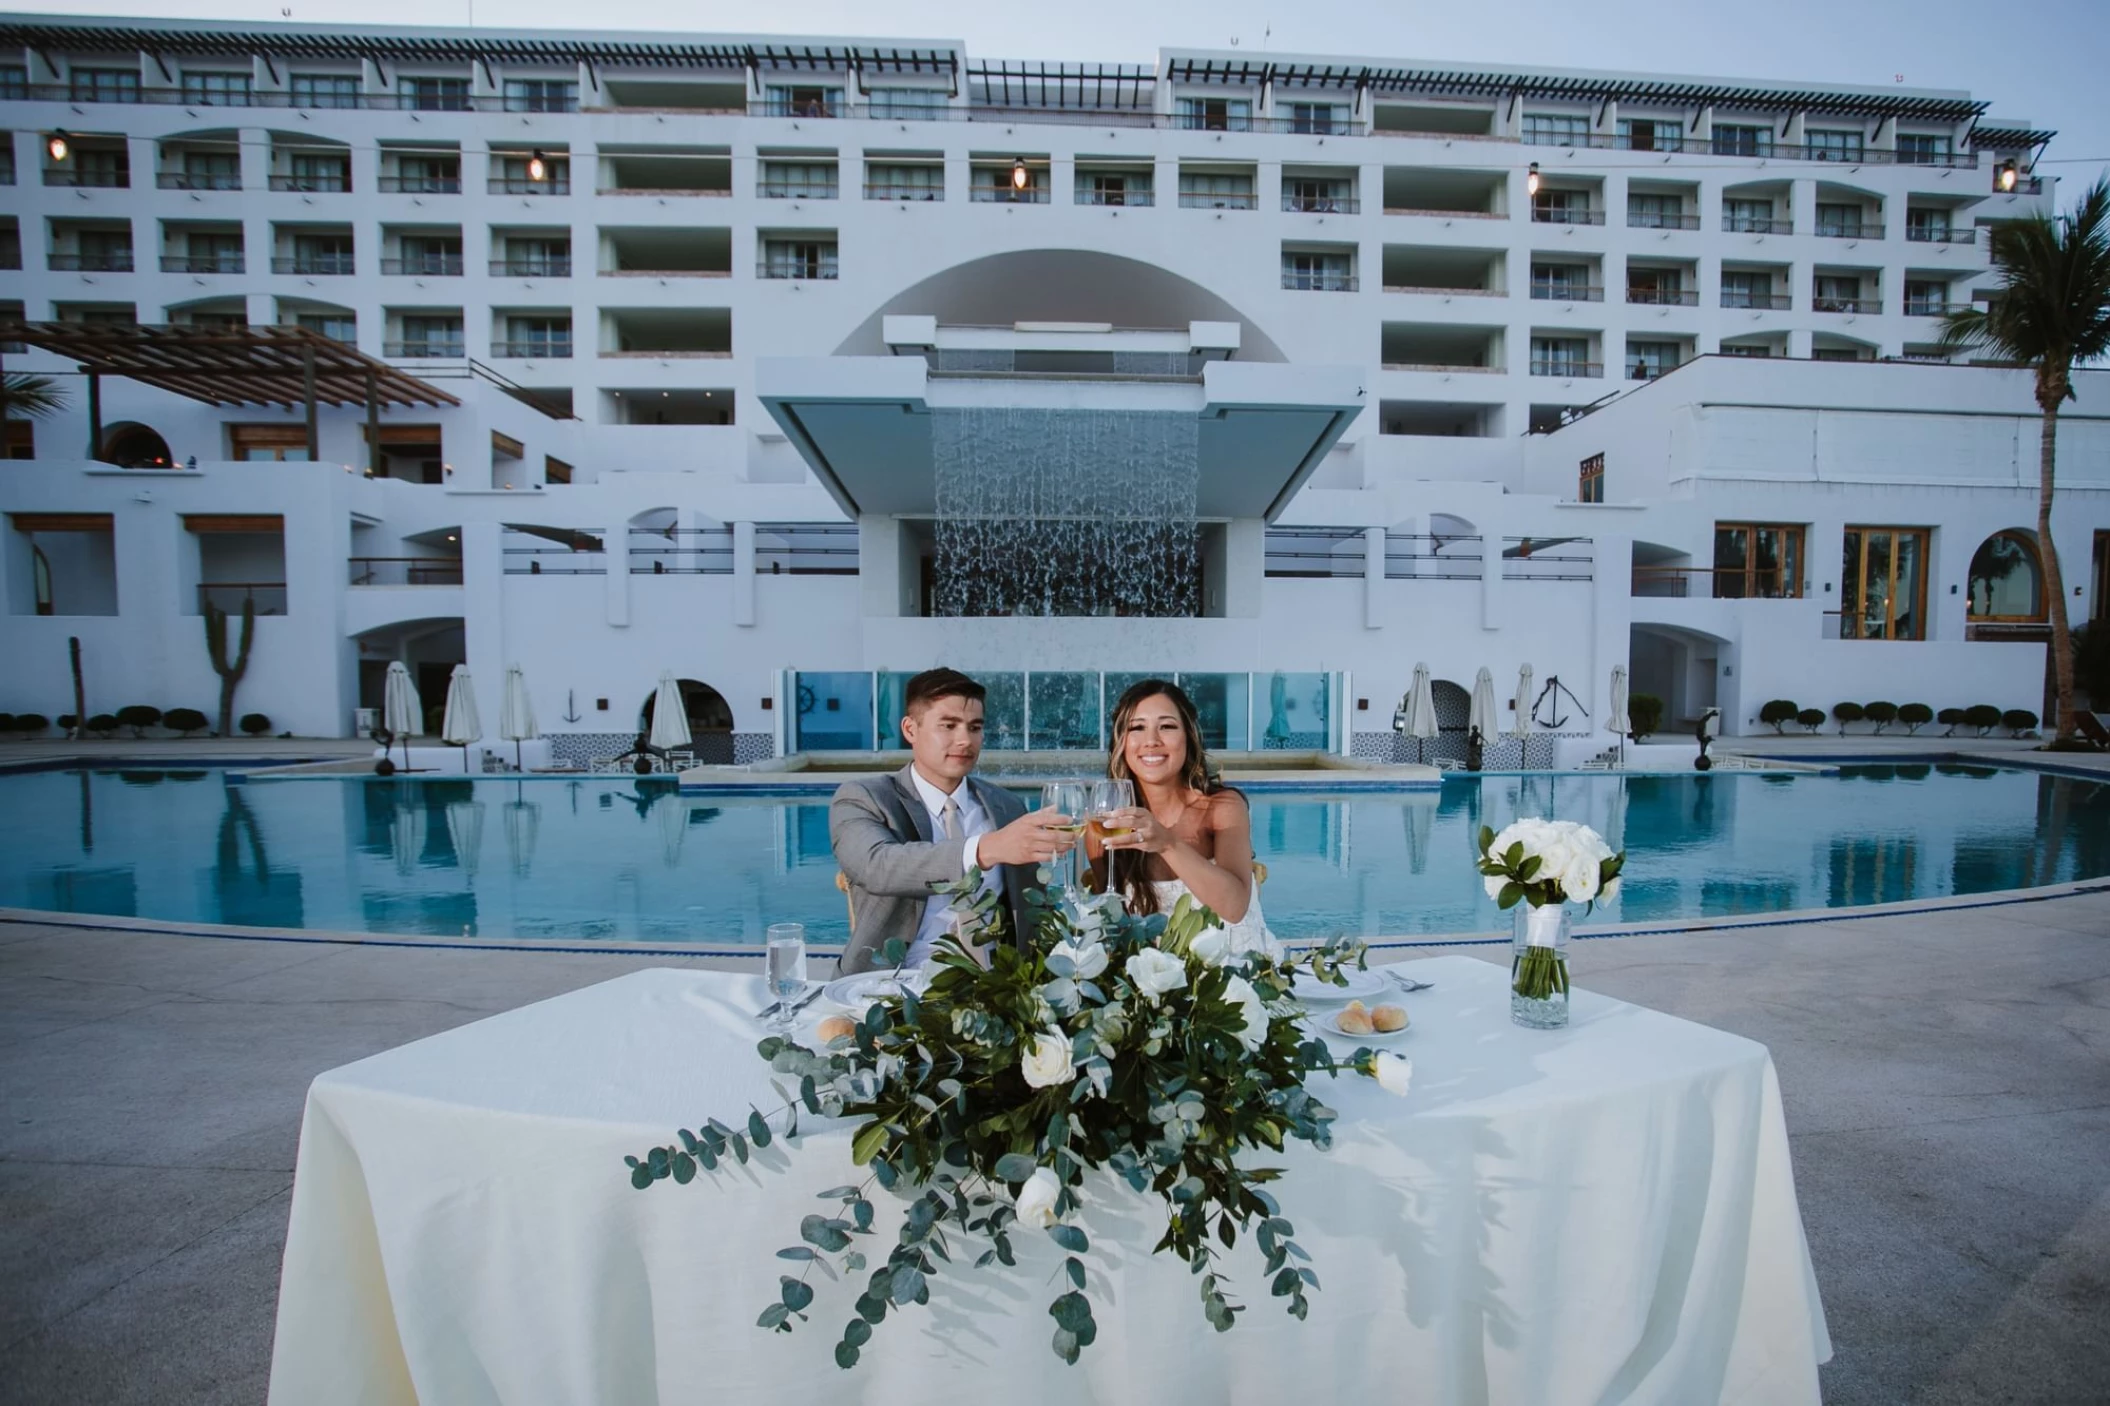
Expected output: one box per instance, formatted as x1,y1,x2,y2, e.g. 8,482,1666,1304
1336,1005,1375,1035
815,1014,857,1045
1371,1004,1408,1033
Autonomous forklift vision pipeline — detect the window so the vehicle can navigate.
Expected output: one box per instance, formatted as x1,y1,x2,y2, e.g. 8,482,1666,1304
1530,263,1596,300
70,68,140,103
1905,208,1953,241
1723,198,1776,233
0,65,26,101
181,151,240,189
1897,133,1952,165
185,231,245,272
1532,189,1593,224
1281,250,1354,291
182,72,251,105
1712,523,1804,598
868,88,948,119
1905,280,1949,316
1284,102,1348,135
1816,203,1864,238
1178,170,1255,209
1813,275,1866,312
1530,337,1593,376
289,73,359,108
1628,193,1683,228
391,155,460,193
289,233,354,274
1578,453,1604,504
971,164,1048,202
1176,97,1251,131
503,316,571,357
758,161,837,199
294,312,356,343
1522,113,1591,146
398,236,463,275
285,153,349,192
1627,267,1685,305
498,237,567,276
1719,343,1774,358
230,424,314,462
395,315,462,355
865,162,942,200
1841,527,1929,640
1627,341,1681,380
494,154,569,195
1283,177,1353,213
1617,117,1684,151
1721,270,1777,308
761,237,839,280
63,147,129,187
504,79,576,113
400,76,470,112
1076,169,1150,207
1712,123,1773,158
764,85,842,118
1967,531,2044,621
1805,129,1865,162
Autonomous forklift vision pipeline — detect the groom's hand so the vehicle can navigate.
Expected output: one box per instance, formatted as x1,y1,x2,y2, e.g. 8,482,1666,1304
978,808,1078,868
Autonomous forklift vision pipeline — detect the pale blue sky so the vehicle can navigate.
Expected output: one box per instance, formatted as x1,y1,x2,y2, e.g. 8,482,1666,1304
16,0,2108,190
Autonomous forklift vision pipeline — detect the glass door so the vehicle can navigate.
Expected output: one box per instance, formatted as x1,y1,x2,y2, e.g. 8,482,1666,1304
1842,527,1929,639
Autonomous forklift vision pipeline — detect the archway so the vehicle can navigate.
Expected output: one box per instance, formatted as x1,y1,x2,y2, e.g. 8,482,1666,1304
1630,623,1736,735
102,421,172,468
1967,529,2044,623
639,679,736,762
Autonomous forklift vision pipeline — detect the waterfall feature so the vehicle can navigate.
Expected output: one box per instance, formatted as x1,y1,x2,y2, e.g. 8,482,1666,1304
930,407,1200,617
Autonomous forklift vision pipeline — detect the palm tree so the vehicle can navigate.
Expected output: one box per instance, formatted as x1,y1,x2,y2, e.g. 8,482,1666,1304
1939,177,2110,741
1,372,69,422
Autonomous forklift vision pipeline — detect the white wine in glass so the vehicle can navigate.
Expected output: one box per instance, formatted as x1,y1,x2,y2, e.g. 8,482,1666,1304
1091,778,1136,836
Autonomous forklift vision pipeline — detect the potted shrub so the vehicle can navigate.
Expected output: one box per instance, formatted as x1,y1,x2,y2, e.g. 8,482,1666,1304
1758,699,1800,734
1831,701,1865,735
1898,703,1934,735
1864,701,1898,734
1796,708,1825,733
239,712,272,737
163,707,209,737
116,705,162,738
1628,693,1664,743
2002,708,2040,738
1963,704,2003,737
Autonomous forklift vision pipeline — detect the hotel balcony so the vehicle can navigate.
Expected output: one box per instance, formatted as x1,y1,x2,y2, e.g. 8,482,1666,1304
490,257,572,277
383,340,464,358
1530,282,1603,302
598,149,734,198
1905,226,1975,245
376,175,461,194
273,255,355,276
1530,360,1603,378
44,165,128,188
599,227,732,278
1722,291,1793,310
381,255,464,276
269,173,350,193
48,251,134,272
157,171,241,191
1813,296,1881,315
161,254,245,274
348,557,464,587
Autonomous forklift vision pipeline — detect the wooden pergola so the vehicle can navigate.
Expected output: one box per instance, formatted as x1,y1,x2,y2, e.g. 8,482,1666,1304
0,322,459,469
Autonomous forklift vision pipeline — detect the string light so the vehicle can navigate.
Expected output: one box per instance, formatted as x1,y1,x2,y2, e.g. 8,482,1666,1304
1996,159,2018,192
1011,157,1028,191
526,148,548,182
47,130,71,161
1526,161,1540,196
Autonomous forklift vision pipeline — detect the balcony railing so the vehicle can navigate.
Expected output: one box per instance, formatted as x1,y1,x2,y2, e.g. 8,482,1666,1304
1281,193,1359,214
970,186,1051,203
1383,533,1484,580
1282,271,1358,292
1076,188,1152,207
1530,283,1604,302
1625,287,1698,306
757,181,838,200
1529,359,1603,378
348,557,464,587
161,254,245,274
1998,174,2044,194
1263,527,1367,578
376,175,461,194
493,339,572,358
1906,226,1974,244
597,185,733,198
755,523,858,575
197,582,287,615
759,260,840,280
1179,192,1257,210
157,171,241,191
1502,537,1594,582
382,256,464,276
269,173,350,192
489,258,572,277
1721,291,1792,310
489,177,570,196
865,182,944,201
43,167,128,188
384,340,464,358
1813,296,1881,315
1632,567,1800,599
48,252,134,272
273,255,355,275
1627,210,1700,230
1894,149,1977,168
1531,207,1604,226
1906,299,1963,317
627,529,734,575
1723,216,1793,235
1815,222,1870,239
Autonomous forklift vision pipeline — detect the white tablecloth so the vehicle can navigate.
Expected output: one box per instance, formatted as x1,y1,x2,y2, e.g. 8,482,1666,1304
267,955,1829,1405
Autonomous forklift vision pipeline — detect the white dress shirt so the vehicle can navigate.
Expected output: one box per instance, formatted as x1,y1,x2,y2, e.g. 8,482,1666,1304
905,767,999,966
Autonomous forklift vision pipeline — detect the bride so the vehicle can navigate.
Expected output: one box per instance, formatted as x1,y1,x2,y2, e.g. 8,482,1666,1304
1086,679,1281,959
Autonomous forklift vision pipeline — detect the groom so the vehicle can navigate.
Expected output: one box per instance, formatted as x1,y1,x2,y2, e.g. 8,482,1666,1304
829,668,1076,973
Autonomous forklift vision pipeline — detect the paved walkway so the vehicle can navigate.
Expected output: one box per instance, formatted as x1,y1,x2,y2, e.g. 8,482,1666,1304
2,895,2106,1404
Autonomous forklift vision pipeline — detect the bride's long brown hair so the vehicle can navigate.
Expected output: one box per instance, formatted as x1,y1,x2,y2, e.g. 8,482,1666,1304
1102,679,1228,915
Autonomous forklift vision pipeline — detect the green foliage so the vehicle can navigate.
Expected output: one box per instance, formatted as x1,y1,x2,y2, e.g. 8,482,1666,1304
1476,822,1624,914
2002,708,2040,736
10,713,49,735
1963,704,2003,736
622,876,1381,1368
1,373,69,421
116,705,163,737
1627,693,1663,742
85,713,118,738
1938,177,2110,388
1863,701,1898,733
1758,699,1800,734
239,712,272,736
56,714,78,731
1831,701,1865,734
1897,703,1934,734
1937,706,1966,735
163,707,209,737
1795,708,1825,733
205,597,257,740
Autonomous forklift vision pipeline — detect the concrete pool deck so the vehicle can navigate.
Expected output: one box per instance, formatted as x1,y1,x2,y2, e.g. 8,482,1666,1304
1,894,2106,1403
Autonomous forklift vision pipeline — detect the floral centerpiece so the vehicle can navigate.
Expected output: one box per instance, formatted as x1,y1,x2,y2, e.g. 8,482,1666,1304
1477,820,1624,1021
622,873,1409,1368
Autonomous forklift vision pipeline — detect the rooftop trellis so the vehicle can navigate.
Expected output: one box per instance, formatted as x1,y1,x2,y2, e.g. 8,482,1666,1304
967,61,1155,110
1359,66,1987,121
1968,126,2057,149
0,323,458,410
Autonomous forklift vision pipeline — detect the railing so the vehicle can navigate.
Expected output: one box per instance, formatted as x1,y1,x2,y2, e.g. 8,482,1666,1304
1530,360,1603,378
1626,287,1698,306
48,252,133,272
161,255,245,274
376,175,461,194
865,183,945,201
1813,296,1881,314
1384,205,1504,219
1723,216,1793,235
1628,363,1679,381
1906,226,1974,244
1627,210,1700,230
502,532,605,575
597,186,733,197
1632,566,1799,599
627,528,734,575
1384,533,1483,580
1179,192,1257,210
1530,284,1604,302
348,557,463,587
383,256,464,276
489,258,571,277
757,181,838,200
489,177,570,196
1894,149,1977,168
1502,537,1594,582
755,523,858,575
1281,194,1359,214
43,167,128,188
1999,174,2044,195
269,174,350,193
970,186,1052,204
1531,207,1604,226
1076,189,1152,207
759,261,840,280
1282,271,1358,292
493,340,572,358
1815,223,1869,239
1721,291,1792,310
273,255,355,275
384,340,465,358
1264,528,1367,578
197,581,287,615
1906,300,1963,317
158,171,241,191
1383,284,1501,296
503,95,580,113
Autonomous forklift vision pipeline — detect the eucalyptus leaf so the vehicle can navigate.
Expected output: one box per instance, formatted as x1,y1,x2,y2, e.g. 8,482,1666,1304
757,1303,791,1330
1047,1224,1088,1253
993,1152,1038,1184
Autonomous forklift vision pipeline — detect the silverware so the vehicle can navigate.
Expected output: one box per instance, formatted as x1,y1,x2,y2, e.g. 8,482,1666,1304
759,983,825,1021
1387,971,1434,993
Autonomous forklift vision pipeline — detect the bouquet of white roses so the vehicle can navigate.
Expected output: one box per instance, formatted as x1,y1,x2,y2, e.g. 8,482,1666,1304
622,872,1409,1370
1477,819,1625,1002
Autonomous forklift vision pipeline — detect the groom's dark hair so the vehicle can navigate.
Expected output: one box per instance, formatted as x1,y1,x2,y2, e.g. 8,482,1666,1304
902,668,986,717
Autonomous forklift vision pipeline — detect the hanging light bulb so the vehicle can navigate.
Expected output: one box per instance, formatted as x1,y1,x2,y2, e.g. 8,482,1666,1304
47,130,71,162
1526,162,1540,197
1012,157,1029,191
1996,159,2018,193
526,149,549,183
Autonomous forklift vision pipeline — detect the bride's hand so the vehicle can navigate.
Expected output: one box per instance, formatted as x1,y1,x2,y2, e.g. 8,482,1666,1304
1100,807,1173,854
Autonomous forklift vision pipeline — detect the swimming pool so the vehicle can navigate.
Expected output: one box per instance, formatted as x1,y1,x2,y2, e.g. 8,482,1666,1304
2,764,2105,945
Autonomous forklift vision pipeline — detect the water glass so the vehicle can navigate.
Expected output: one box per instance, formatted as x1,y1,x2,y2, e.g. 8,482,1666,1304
765,923,808,1030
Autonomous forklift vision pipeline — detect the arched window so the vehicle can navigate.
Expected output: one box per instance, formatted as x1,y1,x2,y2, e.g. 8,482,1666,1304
1967,530,2044,621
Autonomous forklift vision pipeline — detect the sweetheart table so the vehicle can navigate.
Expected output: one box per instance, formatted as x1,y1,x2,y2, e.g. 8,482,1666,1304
267,954,1829,1404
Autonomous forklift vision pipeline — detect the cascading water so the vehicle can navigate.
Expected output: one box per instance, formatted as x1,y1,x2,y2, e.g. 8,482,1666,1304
930,406,1200,618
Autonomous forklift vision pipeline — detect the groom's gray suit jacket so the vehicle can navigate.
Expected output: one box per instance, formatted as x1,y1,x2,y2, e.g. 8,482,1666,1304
828,765,1030,974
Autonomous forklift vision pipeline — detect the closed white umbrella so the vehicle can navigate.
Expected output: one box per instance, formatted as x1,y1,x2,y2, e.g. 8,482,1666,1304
446,798,486,881
1468,667,1498,745
655,791,687,867
388,785,424,876
441,664,483,773
1404,663,1438,764
1607,665,1632,767
648,671,692,756
498,664,538,771
503,790,540,877
382,661,422,772
1513,664,1535,739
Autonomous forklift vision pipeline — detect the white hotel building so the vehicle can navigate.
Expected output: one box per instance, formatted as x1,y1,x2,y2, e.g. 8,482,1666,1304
0,14,2104,764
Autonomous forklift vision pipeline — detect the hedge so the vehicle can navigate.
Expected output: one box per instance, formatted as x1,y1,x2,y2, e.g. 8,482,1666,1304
1758,699,1799,734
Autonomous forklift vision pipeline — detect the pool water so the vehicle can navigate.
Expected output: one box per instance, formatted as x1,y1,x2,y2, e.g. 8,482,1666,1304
2,765,2106,946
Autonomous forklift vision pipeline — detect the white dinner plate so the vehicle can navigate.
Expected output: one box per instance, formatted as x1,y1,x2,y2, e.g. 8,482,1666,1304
822,969,927,1010
1318,1009,1410,1041
1298,967,1390,1003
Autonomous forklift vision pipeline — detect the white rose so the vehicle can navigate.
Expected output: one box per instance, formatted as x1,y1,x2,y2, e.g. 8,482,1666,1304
1125,949,1189,1004
1051,938,1108,981
1561,855,1600,903
1190,927,1233,968
1014,1166,1062,1228
1020,1028,1077,1089
1220,975,1269,1051
1536,837,1575,881
1601,876,1622,902
1483,873,1507,901
1373,1051,1414,1096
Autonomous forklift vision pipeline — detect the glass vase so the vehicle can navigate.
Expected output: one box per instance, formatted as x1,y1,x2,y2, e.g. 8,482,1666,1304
1510,901,1571,1029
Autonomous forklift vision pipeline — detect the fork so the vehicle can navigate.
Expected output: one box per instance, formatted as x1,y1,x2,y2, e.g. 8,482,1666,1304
1387,971,1434,993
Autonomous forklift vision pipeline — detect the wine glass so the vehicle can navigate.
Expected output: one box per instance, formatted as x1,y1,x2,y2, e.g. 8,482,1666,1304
1090,778,1135,836
1040,781,1089,889
765,923,807,1031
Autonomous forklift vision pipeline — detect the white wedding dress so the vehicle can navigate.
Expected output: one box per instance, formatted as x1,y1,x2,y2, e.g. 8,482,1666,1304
1148,878,1283,960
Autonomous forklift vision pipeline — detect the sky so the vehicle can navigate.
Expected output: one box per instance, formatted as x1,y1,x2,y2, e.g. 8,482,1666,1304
13,0,2108,191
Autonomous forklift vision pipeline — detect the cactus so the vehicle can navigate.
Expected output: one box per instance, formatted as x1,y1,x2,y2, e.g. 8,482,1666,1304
205,596,256,739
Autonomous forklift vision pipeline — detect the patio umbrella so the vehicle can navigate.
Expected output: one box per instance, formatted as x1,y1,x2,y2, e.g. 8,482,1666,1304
1468,668,1498,746
1403,791,1436,875
655,790,687,867
498,664,538,772
503,786,540,877
648,671,692,759
441,665,483,773
445,798,486,882
1513,664,1535,739
382,662,422,772
388,786,424,876
1264,672,1291,745
1403,663,1438,764
1606,665,1632,767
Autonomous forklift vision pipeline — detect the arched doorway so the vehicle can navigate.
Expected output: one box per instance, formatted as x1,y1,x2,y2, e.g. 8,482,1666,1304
1429,678,1472,765
1967,529,2045,627
639,679,736,763
102,422,173,468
